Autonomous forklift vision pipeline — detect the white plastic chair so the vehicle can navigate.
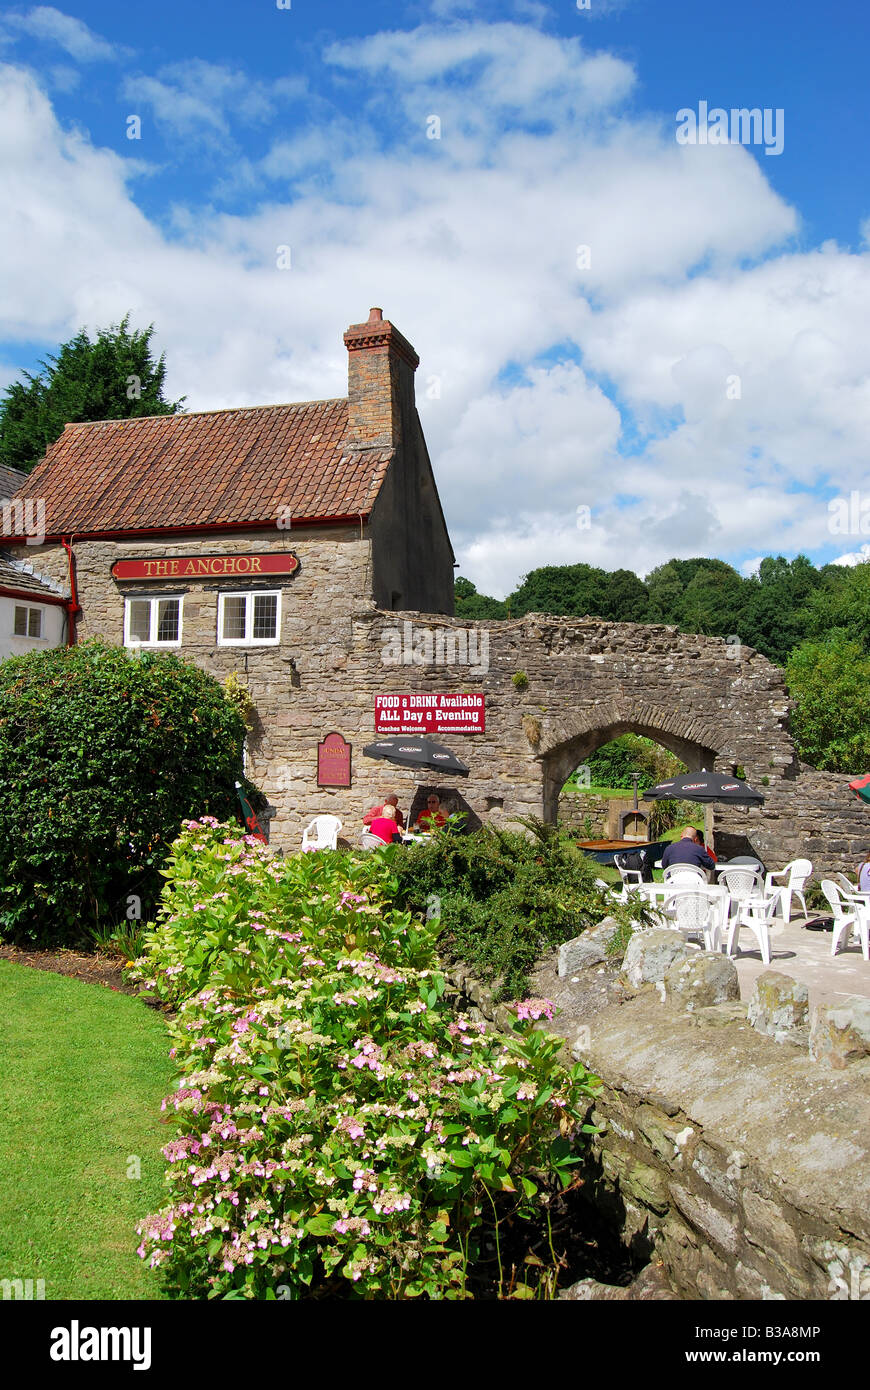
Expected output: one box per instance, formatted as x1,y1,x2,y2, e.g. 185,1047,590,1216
821,881,870,962
595,877,627,905
615,863,645,892
832,872,859,897
663,863,708,886
301,815,342,851
657,890,725,953
764,859,812,923
725,893,776,965
359,828,388,850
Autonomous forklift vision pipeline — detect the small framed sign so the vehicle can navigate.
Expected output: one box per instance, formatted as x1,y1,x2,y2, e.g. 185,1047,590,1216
317,732,352,788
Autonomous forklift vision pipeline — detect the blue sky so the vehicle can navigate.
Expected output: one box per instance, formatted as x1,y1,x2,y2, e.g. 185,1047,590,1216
2,0,869,594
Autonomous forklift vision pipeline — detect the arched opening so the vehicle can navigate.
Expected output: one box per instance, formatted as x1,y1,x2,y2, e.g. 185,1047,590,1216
541,718,719,829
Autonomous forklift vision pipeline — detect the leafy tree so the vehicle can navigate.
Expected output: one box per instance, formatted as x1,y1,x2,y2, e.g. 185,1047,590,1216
785,633,870,771
798,560,870,654
0,316,185,472
509,563,611,619
584,734,684,792
737,555,821,664
453,577,507,620
0,640,260,945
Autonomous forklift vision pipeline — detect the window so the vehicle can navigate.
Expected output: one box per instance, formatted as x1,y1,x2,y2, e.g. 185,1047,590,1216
218,591,280,645
13,605,43,639
124,596,183,647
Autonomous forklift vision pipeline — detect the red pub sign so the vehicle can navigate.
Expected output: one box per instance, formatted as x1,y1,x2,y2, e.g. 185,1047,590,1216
375,693,485,735
111,554,300,580
317,732,352,787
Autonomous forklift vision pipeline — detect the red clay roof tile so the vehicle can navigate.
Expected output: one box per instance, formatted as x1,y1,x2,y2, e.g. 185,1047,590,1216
14,400,393,537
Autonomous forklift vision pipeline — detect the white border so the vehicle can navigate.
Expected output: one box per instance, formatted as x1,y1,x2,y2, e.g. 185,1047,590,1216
217,590,281,647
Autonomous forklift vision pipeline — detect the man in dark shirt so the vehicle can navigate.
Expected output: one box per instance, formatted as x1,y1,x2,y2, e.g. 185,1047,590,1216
661,827,715,873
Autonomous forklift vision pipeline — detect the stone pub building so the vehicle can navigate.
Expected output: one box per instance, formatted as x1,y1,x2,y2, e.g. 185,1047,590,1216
6,310,866,868
6,309,458,846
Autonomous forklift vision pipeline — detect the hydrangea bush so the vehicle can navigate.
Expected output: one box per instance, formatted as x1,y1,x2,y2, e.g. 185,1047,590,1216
130,820,600,1299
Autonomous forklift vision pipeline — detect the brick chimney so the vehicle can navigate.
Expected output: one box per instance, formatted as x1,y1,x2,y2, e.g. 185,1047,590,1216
343,308,420,449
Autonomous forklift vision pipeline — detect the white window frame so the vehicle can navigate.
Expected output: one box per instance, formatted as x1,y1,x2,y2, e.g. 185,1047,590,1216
13,604,45,640
217,590,281,647
123,595,184,648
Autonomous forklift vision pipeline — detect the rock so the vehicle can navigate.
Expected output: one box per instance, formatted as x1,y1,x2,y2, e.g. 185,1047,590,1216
809,997,870,1068
748,971,809,1041
558,917,622,975
559,1262,678,1301
663,952,740,1009
622,929,693,987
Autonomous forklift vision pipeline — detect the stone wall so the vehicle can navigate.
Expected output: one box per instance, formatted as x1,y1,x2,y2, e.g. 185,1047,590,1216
557,792,611,837
7,567,868,873
448,943,870,1302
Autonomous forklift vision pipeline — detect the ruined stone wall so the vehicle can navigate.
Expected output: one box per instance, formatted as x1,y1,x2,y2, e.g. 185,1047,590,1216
6,570,867,872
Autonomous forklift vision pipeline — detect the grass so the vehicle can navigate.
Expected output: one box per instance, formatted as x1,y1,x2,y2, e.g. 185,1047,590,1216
0,960,175,1300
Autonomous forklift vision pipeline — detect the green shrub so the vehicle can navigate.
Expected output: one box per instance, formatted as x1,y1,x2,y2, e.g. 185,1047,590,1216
129,820,599,1299
389,816,651,999
0,639,259,946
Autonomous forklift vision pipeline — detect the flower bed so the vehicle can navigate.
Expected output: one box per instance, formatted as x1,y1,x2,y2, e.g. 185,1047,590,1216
129,820,600,1299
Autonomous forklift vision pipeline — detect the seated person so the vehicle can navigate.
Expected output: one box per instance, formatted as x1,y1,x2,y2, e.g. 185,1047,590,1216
693,828,718,862
661,826,715,874
363,792,405,831
416,793,447,831
368,804,403,845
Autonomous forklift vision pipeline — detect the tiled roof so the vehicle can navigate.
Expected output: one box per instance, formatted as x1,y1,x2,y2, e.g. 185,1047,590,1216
0,464,28,500
0,551,68,599
13,401,394,537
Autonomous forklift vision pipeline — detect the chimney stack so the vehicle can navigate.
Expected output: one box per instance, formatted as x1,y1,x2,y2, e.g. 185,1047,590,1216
343,308,420,448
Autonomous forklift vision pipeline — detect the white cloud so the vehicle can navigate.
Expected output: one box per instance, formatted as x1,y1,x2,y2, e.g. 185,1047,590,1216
832,545,870,567
1,20,869,601
122,60,306,147
2,7,118,62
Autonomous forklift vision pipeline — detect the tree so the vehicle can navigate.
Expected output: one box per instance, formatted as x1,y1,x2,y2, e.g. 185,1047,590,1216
0,640,258,945
584,734,684,792
508,563,611,619
0,316,185,472
453,577,507,620
785,633,870,771
737,554,821,664
798,560,870,655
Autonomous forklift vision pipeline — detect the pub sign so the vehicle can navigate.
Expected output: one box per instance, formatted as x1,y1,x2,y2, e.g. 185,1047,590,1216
111,554,300,580
374,693,485,735
317,732,352,788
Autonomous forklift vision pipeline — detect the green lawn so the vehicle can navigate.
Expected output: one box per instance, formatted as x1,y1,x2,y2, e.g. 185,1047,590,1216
0,960,175,1300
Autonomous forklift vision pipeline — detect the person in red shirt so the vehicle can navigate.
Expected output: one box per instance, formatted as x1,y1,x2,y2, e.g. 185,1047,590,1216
416,794,447,831
368,804,402,845
363,793,405,830
693,828,717,862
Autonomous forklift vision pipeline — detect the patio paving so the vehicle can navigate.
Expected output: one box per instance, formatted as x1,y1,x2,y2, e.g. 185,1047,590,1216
730,912,870,1009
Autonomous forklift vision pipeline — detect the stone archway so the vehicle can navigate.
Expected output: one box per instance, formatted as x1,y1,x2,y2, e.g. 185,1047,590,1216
536,700,720,824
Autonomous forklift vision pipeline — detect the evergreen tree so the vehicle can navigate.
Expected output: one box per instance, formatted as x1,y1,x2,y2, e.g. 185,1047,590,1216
0,316,185,472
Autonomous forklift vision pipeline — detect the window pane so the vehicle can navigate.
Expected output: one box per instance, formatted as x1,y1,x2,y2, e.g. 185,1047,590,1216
14,606,27,636
128,600,151,643
156,599,180,643
222,595,247,640
28,608,42,638
252,594,278,640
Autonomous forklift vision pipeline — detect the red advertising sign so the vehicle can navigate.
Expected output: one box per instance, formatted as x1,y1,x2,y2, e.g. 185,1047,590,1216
375,693,485,735
317,732,352,787
111,553,300,581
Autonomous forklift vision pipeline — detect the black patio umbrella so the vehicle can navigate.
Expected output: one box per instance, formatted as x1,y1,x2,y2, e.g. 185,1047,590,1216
644,771,765,806
362,736,470,777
